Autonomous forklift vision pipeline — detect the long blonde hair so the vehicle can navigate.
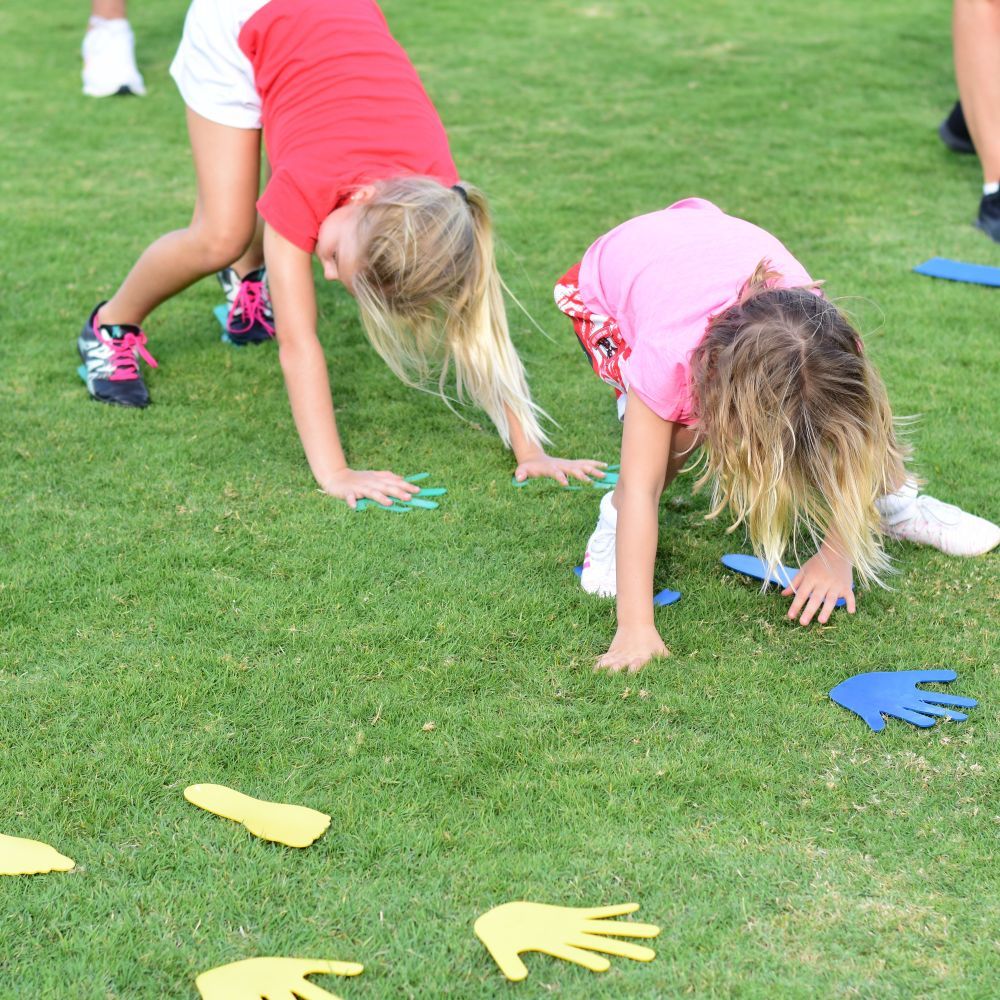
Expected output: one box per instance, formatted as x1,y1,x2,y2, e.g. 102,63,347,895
690,261,909,586
350,177,548,448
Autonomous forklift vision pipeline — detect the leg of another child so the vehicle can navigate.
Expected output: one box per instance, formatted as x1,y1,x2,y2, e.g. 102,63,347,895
952,0,1000,238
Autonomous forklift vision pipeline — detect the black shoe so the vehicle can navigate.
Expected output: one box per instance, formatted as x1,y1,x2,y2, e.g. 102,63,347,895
217,267,275,346
939,101,976,155
77,303,157,407
975,188,1000,242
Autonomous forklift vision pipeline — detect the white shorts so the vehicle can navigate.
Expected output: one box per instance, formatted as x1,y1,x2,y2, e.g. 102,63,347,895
169,0,271,129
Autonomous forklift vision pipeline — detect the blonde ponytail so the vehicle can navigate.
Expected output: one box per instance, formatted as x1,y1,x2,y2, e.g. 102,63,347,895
351,177,548,448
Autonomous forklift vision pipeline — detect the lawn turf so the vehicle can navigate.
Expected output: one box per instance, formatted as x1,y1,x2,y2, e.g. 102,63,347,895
0,1,998,997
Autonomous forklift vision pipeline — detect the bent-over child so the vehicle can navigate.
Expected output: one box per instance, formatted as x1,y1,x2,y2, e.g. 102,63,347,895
554,198,999,672
79,0,602,507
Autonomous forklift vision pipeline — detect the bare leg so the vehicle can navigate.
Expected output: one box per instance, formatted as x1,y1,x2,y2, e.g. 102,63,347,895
230,216,266,277
953,0,1000,181
101,108,261,326
228,157,271,276
91,0,127,17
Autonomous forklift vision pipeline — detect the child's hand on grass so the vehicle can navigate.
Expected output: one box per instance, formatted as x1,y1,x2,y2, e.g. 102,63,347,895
596,624,669,673
320,467,420,509
783,544,855,625
514,453,607,486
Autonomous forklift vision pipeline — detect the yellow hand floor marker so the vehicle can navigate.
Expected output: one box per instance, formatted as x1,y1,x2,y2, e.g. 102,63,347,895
196,956,363,1000
474,901,660,982
0,833,75,876
184,784,330,848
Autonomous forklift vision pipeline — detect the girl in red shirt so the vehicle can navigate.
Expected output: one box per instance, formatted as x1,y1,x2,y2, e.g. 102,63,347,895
78,0,602,506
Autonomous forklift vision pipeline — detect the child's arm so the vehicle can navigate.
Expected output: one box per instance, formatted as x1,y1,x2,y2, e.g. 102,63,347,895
504,405,607,485
596,392,675,673
263,224,418,508
782,529,856,626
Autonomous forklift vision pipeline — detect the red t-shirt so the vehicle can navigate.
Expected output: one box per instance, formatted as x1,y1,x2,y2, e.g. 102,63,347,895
239,0,459,252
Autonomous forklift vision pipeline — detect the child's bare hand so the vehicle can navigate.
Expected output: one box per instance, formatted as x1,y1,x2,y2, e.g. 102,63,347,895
320,468,420,509
596,625,670,674
514,454,606,486
782,547,856,625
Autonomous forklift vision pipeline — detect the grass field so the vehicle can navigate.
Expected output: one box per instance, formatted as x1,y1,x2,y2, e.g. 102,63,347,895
0,1,998,997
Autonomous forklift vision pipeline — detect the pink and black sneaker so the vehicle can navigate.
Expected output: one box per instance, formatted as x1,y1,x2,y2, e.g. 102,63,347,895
77,303,157,408
217,267,274,345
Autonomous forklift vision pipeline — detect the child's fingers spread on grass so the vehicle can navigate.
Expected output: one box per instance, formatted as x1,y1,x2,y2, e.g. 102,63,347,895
817,593,839,624
797,591,826,626
783,569,805,599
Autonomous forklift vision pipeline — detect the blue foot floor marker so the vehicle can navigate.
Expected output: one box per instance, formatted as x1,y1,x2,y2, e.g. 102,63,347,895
829,669,977,732
572,566,680,606
354,473,446,513
913,257,1000,287
721,553,849,608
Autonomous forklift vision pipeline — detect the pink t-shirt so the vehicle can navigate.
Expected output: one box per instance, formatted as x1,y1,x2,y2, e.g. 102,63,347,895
578,198,815,424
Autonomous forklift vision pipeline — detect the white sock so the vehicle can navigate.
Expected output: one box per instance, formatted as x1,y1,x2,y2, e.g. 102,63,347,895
87,16,130,30
875,478,919,526
984,181,1000,196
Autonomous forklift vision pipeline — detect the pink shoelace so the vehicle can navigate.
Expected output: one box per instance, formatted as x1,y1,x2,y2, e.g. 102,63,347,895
94,314,158,382
229,279,275,337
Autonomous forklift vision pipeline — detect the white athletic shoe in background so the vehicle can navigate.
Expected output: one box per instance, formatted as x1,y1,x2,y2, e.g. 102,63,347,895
877,480,1000,557
82,18,146,97
580,491,618,597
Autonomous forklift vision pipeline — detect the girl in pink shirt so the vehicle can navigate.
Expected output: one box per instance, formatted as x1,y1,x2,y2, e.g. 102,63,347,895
556,198,999,672
78,0,600,506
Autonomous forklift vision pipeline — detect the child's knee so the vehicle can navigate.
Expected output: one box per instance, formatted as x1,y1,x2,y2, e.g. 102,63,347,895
188,221,255,272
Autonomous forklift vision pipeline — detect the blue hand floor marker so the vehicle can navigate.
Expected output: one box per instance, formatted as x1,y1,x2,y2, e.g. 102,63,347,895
913,258,1000,287
829,669,977,731
572,566,680,606
721,553,848,608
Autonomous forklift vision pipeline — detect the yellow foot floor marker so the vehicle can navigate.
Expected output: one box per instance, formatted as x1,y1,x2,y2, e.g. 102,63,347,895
184,784,331,848
196,957,363,1000
0,833,75,875
474,901,660,982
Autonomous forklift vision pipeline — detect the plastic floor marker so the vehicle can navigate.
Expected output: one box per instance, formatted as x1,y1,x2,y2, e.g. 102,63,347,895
913,257,1000,287
0,833,75,876
353,473,446,513
512,465,619,491
184,784,331,848
475,901,659,982
829,669,977,731
721,553,848,608
196,957,363,1000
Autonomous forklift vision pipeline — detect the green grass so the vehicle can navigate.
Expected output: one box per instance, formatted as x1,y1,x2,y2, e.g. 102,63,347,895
1,1,998,997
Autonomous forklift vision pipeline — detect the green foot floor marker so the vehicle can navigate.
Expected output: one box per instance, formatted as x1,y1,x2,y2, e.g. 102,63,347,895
354,473,447,513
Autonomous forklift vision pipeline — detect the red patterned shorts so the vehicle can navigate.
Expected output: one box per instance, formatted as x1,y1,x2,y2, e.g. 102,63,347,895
553,263,630,398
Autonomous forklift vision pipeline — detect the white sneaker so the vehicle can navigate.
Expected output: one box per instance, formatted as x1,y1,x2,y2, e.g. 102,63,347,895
879,483,1000,557
82,18,146,98
580,491,618,597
